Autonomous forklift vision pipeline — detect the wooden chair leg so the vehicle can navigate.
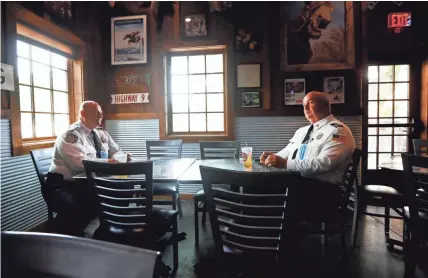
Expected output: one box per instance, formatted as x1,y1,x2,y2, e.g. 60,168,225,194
201,202,207,229
340,228,348,257
403,221,416,278
194,200,199,247
321,222,327,258
172,193,177,211
172,219,179,273
177,194,183,217
385,205,393,250
351,199,360,248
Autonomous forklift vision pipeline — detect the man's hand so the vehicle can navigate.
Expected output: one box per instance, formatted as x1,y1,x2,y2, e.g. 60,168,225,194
260,152,274,163
126,152,132,162
264,154,287,168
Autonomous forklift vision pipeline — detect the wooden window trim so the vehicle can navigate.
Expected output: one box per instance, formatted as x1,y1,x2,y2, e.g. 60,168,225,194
6,4,85,156
160,46,235,143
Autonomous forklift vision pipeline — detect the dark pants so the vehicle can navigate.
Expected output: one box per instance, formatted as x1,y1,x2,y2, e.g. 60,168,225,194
295,177,344,221
46,173,97,236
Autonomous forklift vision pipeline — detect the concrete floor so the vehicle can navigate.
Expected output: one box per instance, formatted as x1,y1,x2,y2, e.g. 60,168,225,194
85,201,426,278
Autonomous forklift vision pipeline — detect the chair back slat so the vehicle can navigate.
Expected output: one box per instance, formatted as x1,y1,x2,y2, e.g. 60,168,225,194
29,148,54,185
83,160,153,231
146,140,183,159
413,139,428,156
200,166,289,255
200,141,240,159
340,148,362,212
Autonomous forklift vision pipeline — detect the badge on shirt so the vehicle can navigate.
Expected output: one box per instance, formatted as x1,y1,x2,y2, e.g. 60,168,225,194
65,133,78,144
316,133,323,140
332,134,346,142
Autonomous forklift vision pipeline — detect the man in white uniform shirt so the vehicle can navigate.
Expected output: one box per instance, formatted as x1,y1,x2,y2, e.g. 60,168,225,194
49,101,128,179
260,91,356,217
47,101,130,235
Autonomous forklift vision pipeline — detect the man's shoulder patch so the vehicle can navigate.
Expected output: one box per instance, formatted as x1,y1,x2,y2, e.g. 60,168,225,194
64,132,79,144
330,123,344,128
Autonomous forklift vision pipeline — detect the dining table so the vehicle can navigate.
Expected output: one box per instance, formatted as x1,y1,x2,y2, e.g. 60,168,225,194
177,158,297,184
74,158,196,182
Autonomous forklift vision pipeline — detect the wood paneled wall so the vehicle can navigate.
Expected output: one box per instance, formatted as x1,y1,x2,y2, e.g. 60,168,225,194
2,2,427,128
92,2,365,119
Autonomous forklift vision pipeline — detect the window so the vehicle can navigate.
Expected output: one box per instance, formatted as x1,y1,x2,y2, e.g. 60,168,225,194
8,6,85,156
16,40,70,140
166,51,226,135
366,64,412,169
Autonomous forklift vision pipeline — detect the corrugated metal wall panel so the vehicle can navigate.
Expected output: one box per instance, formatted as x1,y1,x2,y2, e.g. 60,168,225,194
106,120,201,159
1,119,12,158
105,119,159,158
182,143,200,158
1,120,48,231
235,117,309,158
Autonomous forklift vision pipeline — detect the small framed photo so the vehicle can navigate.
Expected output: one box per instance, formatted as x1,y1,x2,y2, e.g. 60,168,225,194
240,92,261,108
323,76,345,104
237,64,262,88
111,15,148,65
284,78,306,105
183,14,208,38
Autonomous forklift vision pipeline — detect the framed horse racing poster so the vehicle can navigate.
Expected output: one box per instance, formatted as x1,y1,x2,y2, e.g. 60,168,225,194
111,15,147,65
281,1,354,71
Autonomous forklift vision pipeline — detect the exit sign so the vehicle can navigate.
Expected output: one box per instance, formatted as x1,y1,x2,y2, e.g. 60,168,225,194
388,12,411,28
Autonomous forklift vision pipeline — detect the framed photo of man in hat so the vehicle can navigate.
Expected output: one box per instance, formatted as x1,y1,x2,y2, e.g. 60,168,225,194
280,1,355,71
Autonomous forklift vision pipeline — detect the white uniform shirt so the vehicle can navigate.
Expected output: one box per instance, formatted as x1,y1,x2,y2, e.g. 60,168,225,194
276,114,356,185
49,121,122,180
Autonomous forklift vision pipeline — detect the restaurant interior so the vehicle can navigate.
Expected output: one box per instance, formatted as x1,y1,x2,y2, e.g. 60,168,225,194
1,1,428,278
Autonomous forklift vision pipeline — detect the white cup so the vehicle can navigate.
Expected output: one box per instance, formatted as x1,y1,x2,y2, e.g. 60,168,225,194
114,153,127,163
241,147,253,166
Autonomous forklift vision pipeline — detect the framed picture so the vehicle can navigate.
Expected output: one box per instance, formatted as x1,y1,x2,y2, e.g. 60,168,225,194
281,2,355,71
240,92,261,108
323,76,345,104
284,78,306,105
111,15,147,65
183,14,208,38
237,64,262,88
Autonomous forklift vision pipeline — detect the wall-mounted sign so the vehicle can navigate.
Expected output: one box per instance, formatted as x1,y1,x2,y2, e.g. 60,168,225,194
388,12,411,30
1,63,15,91
111,93,149,104
115,74,150,87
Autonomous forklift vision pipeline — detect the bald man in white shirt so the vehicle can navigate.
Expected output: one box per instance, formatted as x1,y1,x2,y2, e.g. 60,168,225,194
47,101,130,236
260,91,356,218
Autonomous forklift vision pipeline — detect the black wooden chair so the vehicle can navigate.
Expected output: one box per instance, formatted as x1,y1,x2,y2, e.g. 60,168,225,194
413,139,428,156
298,148,362,257
350,153,404,250
29,148,55,230
146,140,183,217
82,160,180,273
2,231,159,278
194,141,240,246
401,154,428,278
200,165,289,278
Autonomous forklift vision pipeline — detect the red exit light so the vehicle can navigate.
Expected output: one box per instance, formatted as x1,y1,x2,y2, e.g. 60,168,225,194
388,12,411,28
